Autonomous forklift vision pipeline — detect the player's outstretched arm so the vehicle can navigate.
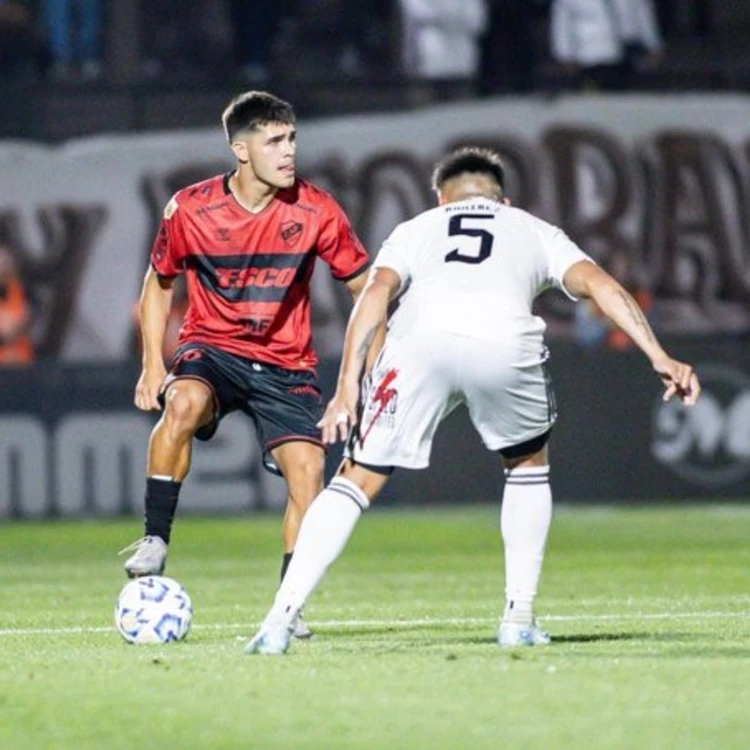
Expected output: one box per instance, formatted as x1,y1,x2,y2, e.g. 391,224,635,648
319,267,401,443
134,266,174,411
563,260,701,406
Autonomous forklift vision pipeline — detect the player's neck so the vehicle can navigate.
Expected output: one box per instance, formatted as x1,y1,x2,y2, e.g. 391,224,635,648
229,170,279,214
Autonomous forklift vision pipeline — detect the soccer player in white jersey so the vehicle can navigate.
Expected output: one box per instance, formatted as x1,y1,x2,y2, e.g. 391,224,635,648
245,147,701,654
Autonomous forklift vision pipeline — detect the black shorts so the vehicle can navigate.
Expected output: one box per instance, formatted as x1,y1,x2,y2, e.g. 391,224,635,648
499,428,552,460
161,342,325,476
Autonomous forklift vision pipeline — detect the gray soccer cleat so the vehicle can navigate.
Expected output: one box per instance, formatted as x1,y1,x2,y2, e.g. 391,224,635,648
119,535,168,578
497,619,551,647
244,623,293,655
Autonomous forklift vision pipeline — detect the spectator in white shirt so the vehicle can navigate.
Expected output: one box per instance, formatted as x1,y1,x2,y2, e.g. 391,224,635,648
399,0,488,80
550,0,663,90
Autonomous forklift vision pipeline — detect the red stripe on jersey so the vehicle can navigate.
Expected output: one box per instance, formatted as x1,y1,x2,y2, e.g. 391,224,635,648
151,175,369,371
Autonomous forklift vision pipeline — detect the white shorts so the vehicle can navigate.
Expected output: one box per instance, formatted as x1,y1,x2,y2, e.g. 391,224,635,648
346,331,556,469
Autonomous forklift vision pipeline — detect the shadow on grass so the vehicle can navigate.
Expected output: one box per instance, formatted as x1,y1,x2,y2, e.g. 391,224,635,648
552,632,653,644
312,626,750,659
549,632,750,659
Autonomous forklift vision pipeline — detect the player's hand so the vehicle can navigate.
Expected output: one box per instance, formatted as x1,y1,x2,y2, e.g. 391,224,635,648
652,356,701,406
317,379,360,444
134,364,167,411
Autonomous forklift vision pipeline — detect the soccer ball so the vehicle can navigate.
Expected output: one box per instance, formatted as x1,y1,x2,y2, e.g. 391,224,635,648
115,575,193,645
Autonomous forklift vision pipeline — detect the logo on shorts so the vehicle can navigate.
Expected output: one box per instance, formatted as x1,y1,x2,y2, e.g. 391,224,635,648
360,368,399,444
289,384,320,398
173,348,204,368
281,221,304,247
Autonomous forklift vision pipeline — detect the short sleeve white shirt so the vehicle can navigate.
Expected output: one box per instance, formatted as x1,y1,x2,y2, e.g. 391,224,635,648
372,197,592,346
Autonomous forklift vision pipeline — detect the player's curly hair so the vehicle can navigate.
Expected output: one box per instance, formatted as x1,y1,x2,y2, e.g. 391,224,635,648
431,147,506,194
222,91,296,142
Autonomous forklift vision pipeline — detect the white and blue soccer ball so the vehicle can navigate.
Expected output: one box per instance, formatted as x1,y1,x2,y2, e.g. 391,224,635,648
115,575,193,645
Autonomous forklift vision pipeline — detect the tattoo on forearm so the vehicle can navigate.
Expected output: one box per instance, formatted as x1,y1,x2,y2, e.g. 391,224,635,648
618,290,655,343
355,326,378,362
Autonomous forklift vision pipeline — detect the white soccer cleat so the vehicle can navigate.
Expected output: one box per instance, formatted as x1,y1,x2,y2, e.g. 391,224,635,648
119,536,168,578
498,619,551,647
291,611,314,639
244,623,293,655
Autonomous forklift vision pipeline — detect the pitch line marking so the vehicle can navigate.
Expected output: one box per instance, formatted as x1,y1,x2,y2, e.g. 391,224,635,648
0,610,748,637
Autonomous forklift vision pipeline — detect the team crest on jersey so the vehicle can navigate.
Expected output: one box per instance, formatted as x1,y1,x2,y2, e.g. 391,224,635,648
280,220,304,247
360,368,399,444
163,196,178,219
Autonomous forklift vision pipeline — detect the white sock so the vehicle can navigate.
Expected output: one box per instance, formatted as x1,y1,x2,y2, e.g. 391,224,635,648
500,465,552,625
263,476,370,628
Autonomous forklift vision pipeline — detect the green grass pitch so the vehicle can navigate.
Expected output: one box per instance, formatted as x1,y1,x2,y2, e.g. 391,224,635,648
1,504,749,749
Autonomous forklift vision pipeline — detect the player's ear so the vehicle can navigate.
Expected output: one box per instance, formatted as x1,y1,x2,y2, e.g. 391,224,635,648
437,191,448,206
231,140,250,165
502,197,511,206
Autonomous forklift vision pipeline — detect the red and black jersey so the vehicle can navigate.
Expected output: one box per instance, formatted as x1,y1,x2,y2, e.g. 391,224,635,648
150,174,369,371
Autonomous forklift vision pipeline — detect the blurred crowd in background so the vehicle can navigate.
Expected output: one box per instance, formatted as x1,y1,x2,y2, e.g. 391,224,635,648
0,0,729,95
0,0,739,368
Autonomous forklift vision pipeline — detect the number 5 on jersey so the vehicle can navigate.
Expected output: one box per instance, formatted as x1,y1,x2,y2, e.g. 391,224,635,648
445,214,494,265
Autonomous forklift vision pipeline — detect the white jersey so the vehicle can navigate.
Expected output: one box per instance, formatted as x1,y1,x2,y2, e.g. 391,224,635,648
373,197,591,355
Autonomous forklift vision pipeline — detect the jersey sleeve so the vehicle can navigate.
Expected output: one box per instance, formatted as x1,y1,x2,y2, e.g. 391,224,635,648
371,223,411,290
316,196,370,281
150,195,188,278
542,225,594,300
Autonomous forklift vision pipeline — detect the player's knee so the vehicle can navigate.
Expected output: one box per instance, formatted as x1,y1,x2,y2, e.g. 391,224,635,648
286,457,324,502
163,387,210,435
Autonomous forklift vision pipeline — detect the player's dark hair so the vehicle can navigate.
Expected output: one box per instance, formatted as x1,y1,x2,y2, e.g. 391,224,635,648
431,147,506,194
222,91,296,142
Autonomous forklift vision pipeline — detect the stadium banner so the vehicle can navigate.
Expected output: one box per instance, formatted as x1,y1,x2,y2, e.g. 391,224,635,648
0,93,749,361
1,338,748,519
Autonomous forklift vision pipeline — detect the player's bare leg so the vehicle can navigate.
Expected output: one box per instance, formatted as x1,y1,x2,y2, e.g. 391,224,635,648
245,459,390,654
270,440,326,638
121,379,214,577
271,440,326,552
498,442,553,647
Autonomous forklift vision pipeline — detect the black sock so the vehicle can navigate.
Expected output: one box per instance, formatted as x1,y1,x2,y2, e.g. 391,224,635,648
144,477,181,544
280,551,293,582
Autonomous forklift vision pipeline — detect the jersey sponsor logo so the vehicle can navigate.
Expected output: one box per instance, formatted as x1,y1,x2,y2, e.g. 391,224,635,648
215,266,297,290
242,317,273,334
214,228,231,242
651,364,750,487
196,201,230,215
280,221,304,247
191,252,307,304
360,368,399,444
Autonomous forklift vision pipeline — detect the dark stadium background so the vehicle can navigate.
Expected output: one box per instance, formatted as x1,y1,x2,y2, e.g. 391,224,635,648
1,0,748,519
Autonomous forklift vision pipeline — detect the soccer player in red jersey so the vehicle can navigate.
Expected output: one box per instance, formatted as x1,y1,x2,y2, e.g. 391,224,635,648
120,91,372,637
